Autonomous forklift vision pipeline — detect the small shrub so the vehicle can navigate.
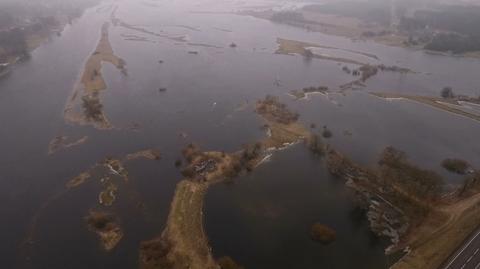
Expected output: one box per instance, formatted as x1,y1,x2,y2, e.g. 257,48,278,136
308,134,324,155
310,223,336,244
86,211,114,232
441,158,470,175
181,167,195,178
322,126,333,138
441,87,455,99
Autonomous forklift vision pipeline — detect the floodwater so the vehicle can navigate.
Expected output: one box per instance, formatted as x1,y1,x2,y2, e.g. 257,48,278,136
205,144,393,269
1,0,480,268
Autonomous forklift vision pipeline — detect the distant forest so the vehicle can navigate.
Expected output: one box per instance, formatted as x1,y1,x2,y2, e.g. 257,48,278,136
305,1,480,54
303,1,391,26
400,5,480,53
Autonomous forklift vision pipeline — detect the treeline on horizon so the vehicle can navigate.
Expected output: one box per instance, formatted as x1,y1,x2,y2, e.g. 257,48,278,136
305,1,480,54
400,5,480,53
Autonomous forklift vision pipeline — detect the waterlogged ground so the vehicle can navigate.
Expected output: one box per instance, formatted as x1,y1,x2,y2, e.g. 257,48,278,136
1,0,480,268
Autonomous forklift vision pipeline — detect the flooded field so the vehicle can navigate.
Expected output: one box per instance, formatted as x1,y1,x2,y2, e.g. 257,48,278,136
1,0,480,268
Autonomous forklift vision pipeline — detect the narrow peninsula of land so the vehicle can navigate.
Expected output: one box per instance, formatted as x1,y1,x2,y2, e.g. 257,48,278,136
139,96,311,269
64,22,126,130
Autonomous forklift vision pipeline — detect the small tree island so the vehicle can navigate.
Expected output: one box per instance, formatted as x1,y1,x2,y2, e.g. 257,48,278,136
310,223,336,245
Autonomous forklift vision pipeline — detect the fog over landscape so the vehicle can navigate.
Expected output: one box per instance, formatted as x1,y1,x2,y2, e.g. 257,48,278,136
1,0,480,269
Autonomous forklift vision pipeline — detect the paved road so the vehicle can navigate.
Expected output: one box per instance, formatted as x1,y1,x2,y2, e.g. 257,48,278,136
443,228,480,269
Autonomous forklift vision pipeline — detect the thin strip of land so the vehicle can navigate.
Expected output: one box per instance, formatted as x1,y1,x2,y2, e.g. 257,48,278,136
276,38,366,65
64,22,126,130
371,92,480,123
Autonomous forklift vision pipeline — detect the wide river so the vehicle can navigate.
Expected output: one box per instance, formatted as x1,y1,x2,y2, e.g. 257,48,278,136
1,0,480,268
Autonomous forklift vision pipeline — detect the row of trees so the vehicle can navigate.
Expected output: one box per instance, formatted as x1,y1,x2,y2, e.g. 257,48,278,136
379,147,444,201
425,33,480,54
400,6,480,37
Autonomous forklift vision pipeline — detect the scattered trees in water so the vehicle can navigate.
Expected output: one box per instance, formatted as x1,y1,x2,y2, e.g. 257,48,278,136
310,223,336,244
379,147,444,201
346,64,409,84
328,146,449,239
441,158,471,175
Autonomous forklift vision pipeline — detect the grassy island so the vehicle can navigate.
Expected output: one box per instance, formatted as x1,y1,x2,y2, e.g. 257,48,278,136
86,211,123,251
64,22,126,130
